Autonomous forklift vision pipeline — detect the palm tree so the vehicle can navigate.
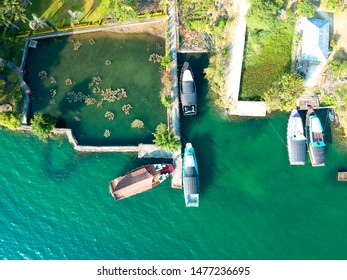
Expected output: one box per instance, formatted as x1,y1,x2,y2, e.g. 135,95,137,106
159,0,171,13
68,10,82,28
152,123,180,152
0,0,26,28
29,13,46,30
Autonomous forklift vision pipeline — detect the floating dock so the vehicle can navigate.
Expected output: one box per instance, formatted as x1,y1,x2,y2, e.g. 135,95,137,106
337,172,347,182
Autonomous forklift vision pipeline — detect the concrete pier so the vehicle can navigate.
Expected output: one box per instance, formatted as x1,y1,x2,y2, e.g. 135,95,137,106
168,0,183,189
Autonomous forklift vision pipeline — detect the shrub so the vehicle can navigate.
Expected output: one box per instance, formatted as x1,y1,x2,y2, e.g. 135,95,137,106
297,0,315,18
0,111,21,130
152,123,180,152
264,73,304,113
31,112,56,139
160,55,171,68
160,94,173,108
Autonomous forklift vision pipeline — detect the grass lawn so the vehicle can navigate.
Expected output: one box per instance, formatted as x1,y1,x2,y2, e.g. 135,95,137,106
20,0,110,30
240,14,296,100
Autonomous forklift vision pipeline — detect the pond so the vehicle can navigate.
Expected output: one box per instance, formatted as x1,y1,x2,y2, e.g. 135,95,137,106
26,32,166,146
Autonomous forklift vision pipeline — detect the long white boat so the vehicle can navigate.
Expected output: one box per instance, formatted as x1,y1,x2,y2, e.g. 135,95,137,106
287,109,306,165
182,143,199,207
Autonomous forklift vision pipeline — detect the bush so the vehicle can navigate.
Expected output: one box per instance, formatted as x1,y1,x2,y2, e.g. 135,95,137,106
0,111,21,130
327,0,343,9
297,0,315,18
264,74,304,113
31,112,56,139
160,55,171,68
152,123,180,152
160,94,173,108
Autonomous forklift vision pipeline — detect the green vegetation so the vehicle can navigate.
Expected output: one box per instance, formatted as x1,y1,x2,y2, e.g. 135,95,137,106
204,51,229,110
326,0,345,10
297,0,315,18
0,0,26,28
178,0,232,49
241,1,296,103
321,53,347,135
0,111,21,130
152,123,180,152
108,0,138,22
330,58,347,79
31,112,56,139
160,55,171,68
160,94,173,108
0,71,23,112
264,73,304,113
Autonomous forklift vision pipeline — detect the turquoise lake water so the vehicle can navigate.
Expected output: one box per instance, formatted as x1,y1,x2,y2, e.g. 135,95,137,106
1,54,347,260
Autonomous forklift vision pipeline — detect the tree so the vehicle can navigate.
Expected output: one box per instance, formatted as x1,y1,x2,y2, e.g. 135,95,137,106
0,111,21,130
29,13,46,30
297,0,315,18
246,0,278,32
31,112,56,139
68,10,82,28
152,123,180,152
264,73,304,113
330,58,347,79
108,0,138,22
160,94,173,108
0,0,26,28
159,0,171,12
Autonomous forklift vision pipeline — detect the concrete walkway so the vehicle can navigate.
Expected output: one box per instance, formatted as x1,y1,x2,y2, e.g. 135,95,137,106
28,18,166,40
168,0,182,189
226,0,249,104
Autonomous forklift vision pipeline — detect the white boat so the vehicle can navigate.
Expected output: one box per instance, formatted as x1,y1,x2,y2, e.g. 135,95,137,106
287,109,306,165
305,106,326,167
182,143,199,207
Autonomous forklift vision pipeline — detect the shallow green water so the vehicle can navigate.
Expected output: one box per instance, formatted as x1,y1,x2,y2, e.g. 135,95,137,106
1,54,347,260
26,32,166,145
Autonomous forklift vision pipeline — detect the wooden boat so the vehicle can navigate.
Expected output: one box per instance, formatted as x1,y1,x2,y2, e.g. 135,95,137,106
182,143,199,207
287,109,306,165
180,62,197,116
305,106,326,167
109,164,174,200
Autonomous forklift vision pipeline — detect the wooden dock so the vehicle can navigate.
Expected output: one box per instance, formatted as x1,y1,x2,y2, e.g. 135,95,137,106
296,96,320,109
337,172,347,182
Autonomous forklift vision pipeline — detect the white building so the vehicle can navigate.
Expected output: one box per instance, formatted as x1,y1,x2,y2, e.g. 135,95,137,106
299,18,329,87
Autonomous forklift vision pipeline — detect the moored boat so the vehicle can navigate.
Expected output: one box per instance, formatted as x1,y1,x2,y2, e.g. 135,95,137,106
180,62,197,116
305,106,326,167
287,109,306,165
182,143,199,207
109,164,174,200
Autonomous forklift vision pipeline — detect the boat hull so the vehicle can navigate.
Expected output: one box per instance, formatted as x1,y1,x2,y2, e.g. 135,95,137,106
305,107,326,167
182,143,199,207
287,109,306,165
109,164,174,200
180,62,197,116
